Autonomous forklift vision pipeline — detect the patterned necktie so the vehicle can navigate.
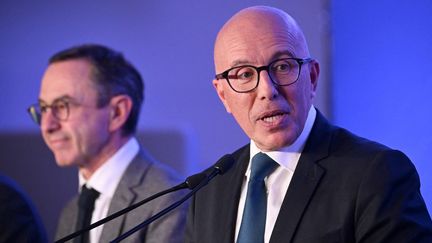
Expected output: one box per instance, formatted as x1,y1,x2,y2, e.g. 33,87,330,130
237,152,278,243
75,185,100,243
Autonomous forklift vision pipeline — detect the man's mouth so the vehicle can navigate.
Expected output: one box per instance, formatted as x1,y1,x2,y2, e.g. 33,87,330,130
258,111,288,125
261,112,286,122
47,136,68,148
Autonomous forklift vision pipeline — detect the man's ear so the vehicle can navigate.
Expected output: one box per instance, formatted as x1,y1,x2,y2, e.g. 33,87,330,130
309,60,320,99
108,95,133,132
212,79,232,113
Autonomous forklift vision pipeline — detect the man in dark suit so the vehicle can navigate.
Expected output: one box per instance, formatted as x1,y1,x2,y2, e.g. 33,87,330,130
0,174,47,243
28,44,186,242
185,6,432,243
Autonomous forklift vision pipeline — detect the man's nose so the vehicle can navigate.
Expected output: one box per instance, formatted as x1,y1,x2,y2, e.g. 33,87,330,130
40,109,61,133
257,70,278,100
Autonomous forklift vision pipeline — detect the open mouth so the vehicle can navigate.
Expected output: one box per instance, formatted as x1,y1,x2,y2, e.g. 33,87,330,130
258,111,288,124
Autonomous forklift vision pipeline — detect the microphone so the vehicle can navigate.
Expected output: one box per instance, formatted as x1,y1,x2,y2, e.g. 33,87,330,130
110,154,235,243
55,172,207,243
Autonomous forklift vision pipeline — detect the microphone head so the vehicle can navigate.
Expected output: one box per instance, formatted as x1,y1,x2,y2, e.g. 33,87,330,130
185,173,207,189
214,154,235,175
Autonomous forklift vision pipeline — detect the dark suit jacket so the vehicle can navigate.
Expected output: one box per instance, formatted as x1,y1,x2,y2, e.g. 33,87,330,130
185,110,432,243
0,174,48,243
55,148,187,243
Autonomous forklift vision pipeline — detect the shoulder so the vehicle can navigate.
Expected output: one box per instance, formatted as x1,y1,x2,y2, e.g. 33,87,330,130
313,109,393,159
312,110,405,168
310,111,417,186
327,125,413,172
123,148,183,191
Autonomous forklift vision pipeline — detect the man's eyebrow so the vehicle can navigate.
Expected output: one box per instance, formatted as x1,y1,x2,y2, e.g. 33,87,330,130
230,59,252,67
38,95,73,104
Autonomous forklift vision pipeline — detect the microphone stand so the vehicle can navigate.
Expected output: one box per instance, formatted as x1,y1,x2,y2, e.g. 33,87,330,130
110,168,222,243
55,173,205,243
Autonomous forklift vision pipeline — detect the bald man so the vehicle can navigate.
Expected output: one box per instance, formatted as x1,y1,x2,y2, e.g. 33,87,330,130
185,6,432,243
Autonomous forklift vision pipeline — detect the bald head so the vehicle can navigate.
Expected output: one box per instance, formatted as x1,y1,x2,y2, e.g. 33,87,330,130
212,6,320,151
214,6,310,72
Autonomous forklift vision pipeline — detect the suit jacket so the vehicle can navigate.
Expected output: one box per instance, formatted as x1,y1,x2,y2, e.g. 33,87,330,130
56,148,187,243
185,110,432,243
0,174,48,243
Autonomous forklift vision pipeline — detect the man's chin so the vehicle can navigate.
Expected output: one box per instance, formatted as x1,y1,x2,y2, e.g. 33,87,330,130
54,156,77,168
256,134,296,151
55,162,75,168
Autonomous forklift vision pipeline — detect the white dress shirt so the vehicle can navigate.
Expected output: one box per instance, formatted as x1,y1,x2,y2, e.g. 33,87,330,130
235,107,316,243
78,137,139,243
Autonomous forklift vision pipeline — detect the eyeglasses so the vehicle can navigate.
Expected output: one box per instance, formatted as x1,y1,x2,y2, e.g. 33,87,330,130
215,57,312,93
27,98,75,125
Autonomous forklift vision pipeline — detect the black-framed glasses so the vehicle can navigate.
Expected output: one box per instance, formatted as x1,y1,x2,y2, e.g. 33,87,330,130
215,57,313,93
27,98,73,125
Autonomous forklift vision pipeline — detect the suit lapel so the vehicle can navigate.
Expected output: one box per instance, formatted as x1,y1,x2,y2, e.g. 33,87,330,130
98,151,150,242
270,110,333,243
219,147,250,243
99,185,136,242
62,197,80,237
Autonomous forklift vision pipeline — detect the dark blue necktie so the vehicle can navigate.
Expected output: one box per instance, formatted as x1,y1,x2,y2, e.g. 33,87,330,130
237,152,278,243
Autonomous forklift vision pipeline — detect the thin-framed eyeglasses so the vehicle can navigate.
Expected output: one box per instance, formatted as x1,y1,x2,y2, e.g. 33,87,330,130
215,57,313,93
27,97,79,125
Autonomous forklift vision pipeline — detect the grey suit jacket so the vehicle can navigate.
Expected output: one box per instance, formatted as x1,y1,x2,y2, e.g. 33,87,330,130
56,148,187,243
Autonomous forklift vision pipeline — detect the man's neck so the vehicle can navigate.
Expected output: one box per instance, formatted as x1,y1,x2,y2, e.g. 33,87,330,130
79,134,132,180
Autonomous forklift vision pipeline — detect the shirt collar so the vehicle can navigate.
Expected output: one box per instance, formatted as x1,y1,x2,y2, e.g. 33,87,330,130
250,106,316,172
78,137,140,197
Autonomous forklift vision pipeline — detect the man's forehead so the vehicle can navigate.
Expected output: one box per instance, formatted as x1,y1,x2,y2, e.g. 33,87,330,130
228,50,296,67
214,7,304,66
215,27,300,70
39,60,96,103
38,95,75,105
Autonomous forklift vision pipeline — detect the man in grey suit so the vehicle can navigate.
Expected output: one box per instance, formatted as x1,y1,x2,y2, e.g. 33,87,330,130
185,6,432,243
28,44,186,242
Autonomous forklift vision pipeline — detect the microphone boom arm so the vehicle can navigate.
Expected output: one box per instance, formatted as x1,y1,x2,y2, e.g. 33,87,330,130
55,182,188,243
110,168,222,243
